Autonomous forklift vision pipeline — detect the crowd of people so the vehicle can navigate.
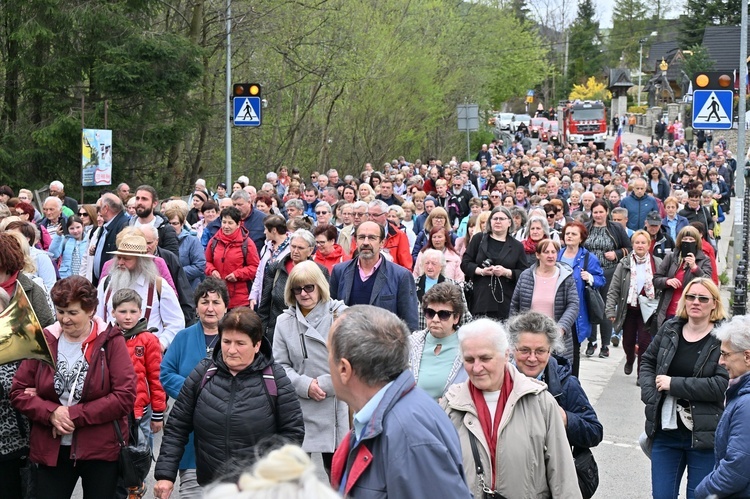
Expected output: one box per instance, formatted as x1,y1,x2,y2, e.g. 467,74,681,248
0,126,748,499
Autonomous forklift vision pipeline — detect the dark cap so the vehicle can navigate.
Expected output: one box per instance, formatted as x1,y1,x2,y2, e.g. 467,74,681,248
645,211,662,226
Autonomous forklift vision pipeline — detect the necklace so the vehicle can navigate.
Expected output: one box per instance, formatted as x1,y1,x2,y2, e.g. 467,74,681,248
206,334,219,355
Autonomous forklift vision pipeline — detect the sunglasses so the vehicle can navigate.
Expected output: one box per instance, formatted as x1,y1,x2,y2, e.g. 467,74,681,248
78,212,89,216
292,284,316,295
685,294,712,304
315,210,329,215
424,308,455,321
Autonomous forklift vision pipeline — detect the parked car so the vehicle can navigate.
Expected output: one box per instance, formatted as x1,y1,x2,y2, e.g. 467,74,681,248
495,113,515,131
529,117,549,138
540,121,559,143
514,114,532,129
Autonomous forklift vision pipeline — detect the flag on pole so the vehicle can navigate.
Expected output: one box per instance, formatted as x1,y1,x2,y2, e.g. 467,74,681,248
613,126,623,161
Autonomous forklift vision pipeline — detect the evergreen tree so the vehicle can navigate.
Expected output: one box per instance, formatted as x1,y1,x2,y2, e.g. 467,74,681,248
568,0,602,89
607,0,650,68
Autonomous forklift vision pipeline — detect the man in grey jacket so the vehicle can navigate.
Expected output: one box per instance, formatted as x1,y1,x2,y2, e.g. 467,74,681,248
329,306,472,498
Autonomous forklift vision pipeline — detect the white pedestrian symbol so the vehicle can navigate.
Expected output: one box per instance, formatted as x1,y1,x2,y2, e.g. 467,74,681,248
695,92,729,124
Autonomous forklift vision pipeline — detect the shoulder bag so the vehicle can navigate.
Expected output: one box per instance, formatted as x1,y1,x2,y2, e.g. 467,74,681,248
114,415,152,488
583,252,605,324
573,446,599,499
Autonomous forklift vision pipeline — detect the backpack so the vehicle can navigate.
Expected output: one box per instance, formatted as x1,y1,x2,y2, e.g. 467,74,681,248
210,236,253,293
198,362,278,416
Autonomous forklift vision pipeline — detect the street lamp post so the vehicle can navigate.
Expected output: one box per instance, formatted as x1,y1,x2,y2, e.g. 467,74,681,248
638,38,646,107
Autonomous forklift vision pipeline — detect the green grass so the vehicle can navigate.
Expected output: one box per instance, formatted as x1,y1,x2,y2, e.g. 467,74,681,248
719,271,730,286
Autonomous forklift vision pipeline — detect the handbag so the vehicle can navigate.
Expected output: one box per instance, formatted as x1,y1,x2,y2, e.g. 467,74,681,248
637,294,659,323
114,416,153,488
573,446,599,499
583,253,605,324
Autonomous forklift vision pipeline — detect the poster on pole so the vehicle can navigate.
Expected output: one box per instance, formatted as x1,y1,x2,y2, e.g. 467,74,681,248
81,129,112,186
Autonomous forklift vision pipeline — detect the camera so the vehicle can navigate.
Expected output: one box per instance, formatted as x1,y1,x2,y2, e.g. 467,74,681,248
480,259,493,269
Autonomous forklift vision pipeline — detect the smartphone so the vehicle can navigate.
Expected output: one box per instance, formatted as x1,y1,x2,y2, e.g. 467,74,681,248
681,241,697,259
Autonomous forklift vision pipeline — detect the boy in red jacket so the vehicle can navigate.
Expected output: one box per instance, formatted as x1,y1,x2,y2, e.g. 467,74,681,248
113,289,167,498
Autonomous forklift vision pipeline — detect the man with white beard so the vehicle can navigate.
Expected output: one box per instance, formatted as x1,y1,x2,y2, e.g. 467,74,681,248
96,233,184,351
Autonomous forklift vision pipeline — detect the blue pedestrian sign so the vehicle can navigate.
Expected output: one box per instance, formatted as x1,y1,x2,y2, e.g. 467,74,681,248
233,96,261,127
692,90,733,130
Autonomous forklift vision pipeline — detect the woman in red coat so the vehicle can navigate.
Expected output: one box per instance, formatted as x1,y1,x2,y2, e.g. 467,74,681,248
313,224,350,273
205,207,260,309
10,276,136,498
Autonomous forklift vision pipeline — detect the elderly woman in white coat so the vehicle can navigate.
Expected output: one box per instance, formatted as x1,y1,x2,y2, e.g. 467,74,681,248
272,260,348,478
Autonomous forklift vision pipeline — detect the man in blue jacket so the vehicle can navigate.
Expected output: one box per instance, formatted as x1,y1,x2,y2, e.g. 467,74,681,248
329,221,419,332
329,305,472,499
619,177,659,231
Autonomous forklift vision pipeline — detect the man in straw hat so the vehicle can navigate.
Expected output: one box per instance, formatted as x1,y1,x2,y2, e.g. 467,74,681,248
95,233,184,351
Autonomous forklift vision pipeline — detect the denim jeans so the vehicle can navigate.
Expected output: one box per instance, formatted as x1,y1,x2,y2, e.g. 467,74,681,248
650,429,714,499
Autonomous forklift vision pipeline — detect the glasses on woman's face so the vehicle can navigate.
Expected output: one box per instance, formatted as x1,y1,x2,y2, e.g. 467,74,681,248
491,216,509,222
292,284,316,295
515,347,551,358
78,212,88,217
169,221,182,227
315,239,328,246
685,293,712,304
424,308,454,321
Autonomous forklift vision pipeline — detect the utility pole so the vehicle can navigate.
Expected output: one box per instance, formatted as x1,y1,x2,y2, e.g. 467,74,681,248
225,0,232,188
733,0,748,315
563,31,569,94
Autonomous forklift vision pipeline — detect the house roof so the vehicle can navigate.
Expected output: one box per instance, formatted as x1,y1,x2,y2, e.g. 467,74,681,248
608,68,633,88
702,25,749,72
646,41,680,71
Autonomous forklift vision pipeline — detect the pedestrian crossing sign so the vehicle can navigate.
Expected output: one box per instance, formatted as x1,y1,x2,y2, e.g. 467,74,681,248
692,90,733,130
233,96,261,127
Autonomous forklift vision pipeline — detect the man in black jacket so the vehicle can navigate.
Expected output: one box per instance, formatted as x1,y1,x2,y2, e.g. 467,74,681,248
679,189,716,239
128,185,180,256
91,193,130,286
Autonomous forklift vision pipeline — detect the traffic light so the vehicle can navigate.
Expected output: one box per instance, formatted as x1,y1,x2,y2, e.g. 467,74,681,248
693,72,734,90
233,83,261,98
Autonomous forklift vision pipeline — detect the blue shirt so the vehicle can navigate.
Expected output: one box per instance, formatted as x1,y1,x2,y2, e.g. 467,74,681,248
353,381,395,444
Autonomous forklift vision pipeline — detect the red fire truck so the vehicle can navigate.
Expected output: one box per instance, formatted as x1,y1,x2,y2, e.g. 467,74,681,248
558,100,608,149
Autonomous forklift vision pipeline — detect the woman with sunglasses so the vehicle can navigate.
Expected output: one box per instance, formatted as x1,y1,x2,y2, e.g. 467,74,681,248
640,278,728,499
272,261,348,478
582,199,632,359
76,204,98,239
654,226,713,330
409,282,468,400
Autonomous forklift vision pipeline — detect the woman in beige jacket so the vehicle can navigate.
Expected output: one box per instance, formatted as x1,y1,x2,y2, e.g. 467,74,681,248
441,318,581,499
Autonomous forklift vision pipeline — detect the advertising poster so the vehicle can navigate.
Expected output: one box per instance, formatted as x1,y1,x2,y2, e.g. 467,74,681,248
81,129,112,186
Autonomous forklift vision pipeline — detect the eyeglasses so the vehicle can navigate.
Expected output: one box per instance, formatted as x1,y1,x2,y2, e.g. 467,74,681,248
720,350,743,359
353,212,368,218
316,210,329,215
685,294,712,304
369,212,386,218
169,221,182,227
292,284,316,295
315,239,328,246
490,194,501,198
546,213,555,218
424,308,455,321
78,212,88,217
491,216,509,222
515,347,551,358
15,211,25,216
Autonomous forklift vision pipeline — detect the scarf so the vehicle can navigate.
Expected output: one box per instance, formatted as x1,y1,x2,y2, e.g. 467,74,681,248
523,236,544,255
468,367,514,490
0,271,19,297
627,253,655,306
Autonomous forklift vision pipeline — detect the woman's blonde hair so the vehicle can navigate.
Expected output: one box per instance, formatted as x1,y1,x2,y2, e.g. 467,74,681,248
676,277,726,322
631,229,651,246
284,260,330,307
424,207,449,232
474,211,490,234
203,445,340,499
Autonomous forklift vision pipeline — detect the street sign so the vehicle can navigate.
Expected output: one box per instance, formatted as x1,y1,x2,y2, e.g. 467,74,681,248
233,96,261,127
457,104,479,131
692,90,733,130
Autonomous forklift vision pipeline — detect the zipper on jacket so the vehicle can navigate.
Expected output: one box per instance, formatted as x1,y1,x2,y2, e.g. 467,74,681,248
101,347,106,390
225,376,237,460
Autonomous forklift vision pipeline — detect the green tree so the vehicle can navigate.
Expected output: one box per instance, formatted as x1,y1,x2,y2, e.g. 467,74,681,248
682,44,715,77
607,0,650,68
568,0,602,89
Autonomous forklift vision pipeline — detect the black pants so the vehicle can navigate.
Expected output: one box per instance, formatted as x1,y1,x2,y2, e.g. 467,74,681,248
0,457,26,499
572,327,581,378
36,446,119,499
